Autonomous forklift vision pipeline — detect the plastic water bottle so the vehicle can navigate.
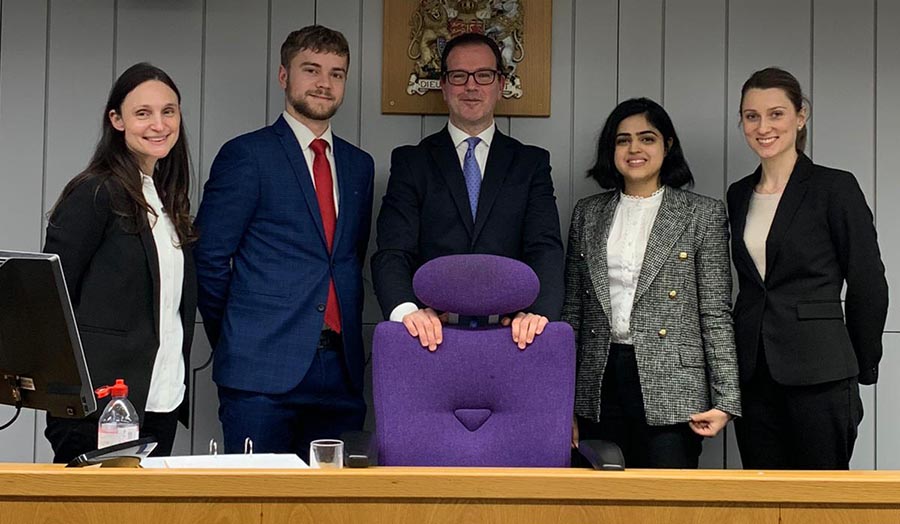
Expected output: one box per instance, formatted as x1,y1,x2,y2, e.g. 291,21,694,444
96,379,140,449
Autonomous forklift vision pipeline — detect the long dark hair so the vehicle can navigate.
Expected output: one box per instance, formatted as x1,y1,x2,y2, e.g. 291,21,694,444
740,67,809,153
51,62,196,245
588,97,694,191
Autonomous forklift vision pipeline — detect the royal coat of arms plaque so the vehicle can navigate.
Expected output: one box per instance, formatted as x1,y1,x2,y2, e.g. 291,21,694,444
382,0,552,116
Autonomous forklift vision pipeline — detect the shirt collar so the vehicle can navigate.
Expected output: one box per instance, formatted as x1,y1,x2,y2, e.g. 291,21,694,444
283,110,333,152
447,120,495,149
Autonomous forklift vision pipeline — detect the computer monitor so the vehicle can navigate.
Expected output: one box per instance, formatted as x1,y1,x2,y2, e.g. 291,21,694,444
0,250,96,418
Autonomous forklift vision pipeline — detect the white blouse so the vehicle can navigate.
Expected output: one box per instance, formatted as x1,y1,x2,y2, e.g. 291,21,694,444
607,186,665,344
141,174,185,413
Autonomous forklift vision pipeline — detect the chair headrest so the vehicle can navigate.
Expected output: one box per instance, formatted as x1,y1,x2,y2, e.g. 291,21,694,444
412,254,539,316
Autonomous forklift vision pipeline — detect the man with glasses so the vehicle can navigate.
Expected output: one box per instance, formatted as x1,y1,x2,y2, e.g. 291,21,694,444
372,32,564,351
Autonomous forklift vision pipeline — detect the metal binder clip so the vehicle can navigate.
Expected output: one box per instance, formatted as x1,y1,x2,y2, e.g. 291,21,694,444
244,437,254,455
208,438,218,456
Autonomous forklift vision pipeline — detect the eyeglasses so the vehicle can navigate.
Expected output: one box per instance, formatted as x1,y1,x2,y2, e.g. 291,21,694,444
443,69,502,86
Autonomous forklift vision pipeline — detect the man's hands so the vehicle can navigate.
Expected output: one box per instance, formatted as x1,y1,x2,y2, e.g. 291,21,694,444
401,307,446,351
400,309,549,351
501,312,549,350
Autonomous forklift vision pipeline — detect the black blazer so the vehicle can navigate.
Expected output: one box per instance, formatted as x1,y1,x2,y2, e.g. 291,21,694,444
727,154,888,386
44,174,197,425
372,127,564,319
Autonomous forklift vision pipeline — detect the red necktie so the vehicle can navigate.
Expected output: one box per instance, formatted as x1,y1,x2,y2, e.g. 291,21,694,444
310,138,341,333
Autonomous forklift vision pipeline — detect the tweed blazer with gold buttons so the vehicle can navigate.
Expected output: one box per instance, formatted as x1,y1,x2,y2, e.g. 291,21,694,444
562,186,741,425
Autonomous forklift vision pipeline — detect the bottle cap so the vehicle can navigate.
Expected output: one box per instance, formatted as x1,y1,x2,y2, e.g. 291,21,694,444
95,379,128,399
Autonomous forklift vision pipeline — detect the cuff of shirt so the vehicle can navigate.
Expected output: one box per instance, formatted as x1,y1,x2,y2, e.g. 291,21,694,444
389,302,420,322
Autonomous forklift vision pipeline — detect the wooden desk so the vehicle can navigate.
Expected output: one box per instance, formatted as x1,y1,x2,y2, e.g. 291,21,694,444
1,464,900,523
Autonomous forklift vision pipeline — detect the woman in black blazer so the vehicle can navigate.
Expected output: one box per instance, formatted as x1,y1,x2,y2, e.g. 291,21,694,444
43,63,197,463
728,67,888,469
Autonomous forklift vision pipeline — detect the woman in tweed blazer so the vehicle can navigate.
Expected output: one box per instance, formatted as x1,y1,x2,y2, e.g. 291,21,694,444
564,98,741,468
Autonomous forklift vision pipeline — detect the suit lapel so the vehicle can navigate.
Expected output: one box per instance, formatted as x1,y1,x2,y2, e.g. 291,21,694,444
273,116,328,247
632,187,692,305
730,171,765,286
139,226,160,339
331,137,351,253
584,193,618,320
427,128,475,237
764,154,812,281
472,131,514,242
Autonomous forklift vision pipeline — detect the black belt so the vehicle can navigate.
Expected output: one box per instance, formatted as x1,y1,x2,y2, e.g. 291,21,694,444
318,329,343,351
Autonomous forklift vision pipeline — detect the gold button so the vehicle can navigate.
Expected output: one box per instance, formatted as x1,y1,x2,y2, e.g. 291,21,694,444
678,252,688,260
658,328,668,337
668,290,677,299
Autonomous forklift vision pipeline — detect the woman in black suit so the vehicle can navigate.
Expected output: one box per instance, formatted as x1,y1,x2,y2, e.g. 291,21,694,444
728,67,888,469
43,63,197,463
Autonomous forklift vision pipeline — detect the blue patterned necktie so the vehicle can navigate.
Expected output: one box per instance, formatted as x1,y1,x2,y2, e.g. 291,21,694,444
463,136,482,220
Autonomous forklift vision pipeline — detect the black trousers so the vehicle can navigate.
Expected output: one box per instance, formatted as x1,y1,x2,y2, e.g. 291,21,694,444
735,355,862,470
576,343,703,469
46,408,179,464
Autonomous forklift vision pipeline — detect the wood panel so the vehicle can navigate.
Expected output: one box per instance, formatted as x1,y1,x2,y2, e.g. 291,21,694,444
0,502,261,524
810,0,875,202
664,0,727,201
876,334,900,469
782,507,900,524
509,0,572,234
617,0,663,102
359,0,421,324
42,0,115,225
0,0,48,463
198,0,268,191
3,466,900,503
726,0,812,185
263,501,777,524
317,0,363,146
876,0,900,332
267,0,316,123
115,0,204,207
570,0,617,207
0,0,48,252
811,0,876,470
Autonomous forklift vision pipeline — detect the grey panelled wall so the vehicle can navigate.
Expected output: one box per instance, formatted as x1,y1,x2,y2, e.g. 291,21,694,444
0,0,895,468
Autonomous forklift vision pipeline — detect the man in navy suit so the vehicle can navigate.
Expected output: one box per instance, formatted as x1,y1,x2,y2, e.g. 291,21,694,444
372,33,564,351
195,25,373,458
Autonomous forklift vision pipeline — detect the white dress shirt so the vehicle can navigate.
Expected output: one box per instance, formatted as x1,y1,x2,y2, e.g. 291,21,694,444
283,110,339,214
141,174,186,413
744,190,782,280
388,121,496,323
607,186,665,344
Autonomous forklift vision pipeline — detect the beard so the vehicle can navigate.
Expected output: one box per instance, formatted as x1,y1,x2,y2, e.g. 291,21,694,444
286,85,341,122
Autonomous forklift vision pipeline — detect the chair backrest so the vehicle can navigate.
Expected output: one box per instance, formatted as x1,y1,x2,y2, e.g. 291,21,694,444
373,254,575,467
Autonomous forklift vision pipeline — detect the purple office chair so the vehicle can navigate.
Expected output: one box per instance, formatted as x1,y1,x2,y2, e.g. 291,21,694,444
369,254,620,468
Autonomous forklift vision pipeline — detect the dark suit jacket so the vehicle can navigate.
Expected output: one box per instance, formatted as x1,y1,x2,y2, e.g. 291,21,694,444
563,188,741,425
372,127,564,320
195,116,374,394
44,174,197,426
727,154,888,386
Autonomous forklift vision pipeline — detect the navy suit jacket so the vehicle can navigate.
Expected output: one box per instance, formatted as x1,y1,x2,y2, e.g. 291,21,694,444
371,127,564,320
195,116,374,394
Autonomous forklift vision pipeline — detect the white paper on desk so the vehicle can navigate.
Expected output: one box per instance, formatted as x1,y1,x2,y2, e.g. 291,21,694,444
141,453,309,469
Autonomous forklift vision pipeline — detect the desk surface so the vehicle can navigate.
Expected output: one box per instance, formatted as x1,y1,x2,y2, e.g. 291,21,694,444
2,464,900,504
